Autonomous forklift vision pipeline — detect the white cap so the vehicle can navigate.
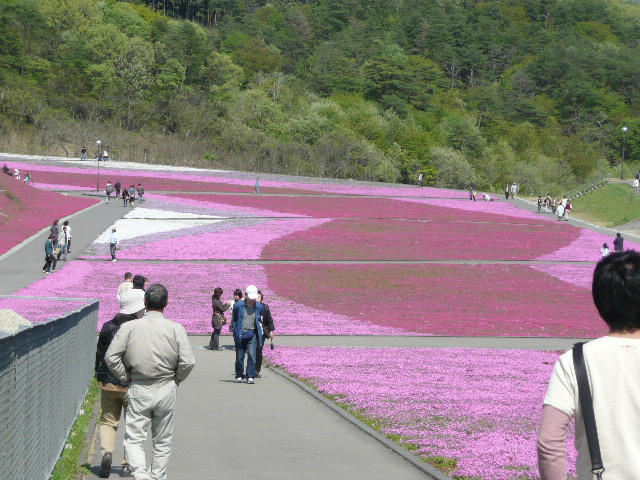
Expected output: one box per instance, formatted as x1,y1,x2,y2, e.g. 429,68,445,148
119,290,145,315
245,285,258,300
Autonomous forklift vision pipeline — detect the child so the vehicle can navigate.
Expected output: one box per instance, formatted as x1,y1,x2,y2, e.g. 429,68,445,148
601,243,610,257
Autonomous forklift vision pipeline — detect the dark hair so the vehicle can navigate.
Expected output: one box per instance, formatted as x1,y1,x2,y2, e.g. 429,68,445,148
617,233,622,237
233,289,243,298
111,312,140,327
124,272,133,280
53,219,59,225
132,275,146,289
213,287,223,300
257,289,264,301
63,220,69,226
145,284,168,311
593,251,640,332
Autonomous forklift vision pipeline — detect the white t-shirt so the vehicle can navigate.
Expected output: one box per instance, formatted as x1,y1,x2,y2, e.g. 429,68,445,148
544,336,640,479
117,281,133,301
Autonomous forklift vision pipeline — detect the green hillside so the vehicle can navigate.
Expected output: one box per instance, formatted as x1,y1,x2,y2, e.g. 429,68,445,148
1,0,639,192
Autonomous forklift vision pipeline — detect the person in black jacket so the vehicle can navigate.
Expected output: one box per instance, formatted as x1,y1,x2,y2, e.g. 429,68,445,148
256,290,275,378
613,232,624,252
209,287,232,351
94,294,145,478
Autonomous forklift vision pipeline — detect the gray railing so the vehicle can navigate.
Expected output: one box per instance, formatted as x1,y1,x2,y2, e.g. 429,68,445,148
0,296,98,480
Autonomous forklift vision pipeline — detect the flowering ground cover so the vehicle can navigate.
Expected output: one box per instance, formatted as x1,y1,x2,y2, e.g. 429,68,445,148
535,227,640,262
169,193,554,224
266,346,577,480
263,218,578,261
0,297,94,323
0,173,98,255
264,263,606,337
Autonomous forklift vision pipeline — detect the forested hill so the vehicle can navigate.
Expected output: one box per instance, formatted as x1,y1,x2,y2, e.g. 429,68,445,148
1,0,639,193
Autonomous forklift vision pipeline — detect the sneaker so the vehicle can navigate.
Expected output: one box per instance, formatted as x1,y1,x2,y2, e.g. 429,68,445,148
112,259,117,262
99,452,112,478
120,464,132,477
247,378,255,384
236,377,243,383
255,373,262,378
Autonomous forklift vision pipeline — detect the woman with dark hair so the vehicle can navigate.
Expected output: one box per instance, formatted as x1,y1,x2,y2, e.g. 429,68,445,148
50,219,60,249
256,290,275,378
95,296,145,478
210,287,231,351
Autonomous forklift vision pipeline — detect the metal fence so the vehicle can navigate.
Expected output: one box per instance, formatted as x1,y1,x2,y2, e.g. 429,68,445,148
0,296,99,480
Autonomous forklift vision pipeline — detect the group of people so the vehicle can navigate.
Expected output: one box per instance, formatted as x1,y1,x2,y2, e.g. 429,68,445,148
535,194,572,221
505,183,519,199
601,233,625,257
105,180,145,206
2,164,30,182
43,219,73,273
93,277,275,478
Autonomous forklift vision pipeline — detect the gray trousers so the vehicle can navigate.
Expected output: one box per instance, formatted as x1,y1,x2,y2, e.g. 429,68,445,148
110,243,117,259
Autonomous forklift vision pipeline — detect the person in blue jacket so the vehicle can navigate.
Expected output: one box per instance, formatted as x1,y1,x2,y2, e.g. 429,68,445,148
232,285,264,384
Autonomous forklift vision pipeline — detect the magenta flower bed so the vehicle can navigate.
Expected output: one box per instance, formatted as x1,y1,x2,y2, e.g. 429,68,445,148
267,346,577,480
263,218,579,261
0,174,98,255
15,261,405,335
265,263,606,337
0,297,94,323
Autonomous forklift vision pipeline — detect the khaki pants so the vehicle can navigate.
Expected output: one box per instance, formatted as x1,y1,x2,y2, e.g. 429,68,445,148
99,389,129,465
125,382,177,480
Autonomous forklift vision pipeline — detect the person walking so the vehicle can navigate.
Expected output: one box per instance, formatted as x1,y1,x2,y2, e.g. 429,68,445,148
209,287,232,351
504,184,510,200
117,272,134,302
232,285,264,384
564,199,572,221
128,185,136,207
228,289,243,334
253,178,261,195
50,219,60,249
109,227,120,262
57,225,70,261
418,172,424,188
551,196,557,215
510,182,517,199
81,146,87,161
634,178,639,195
103,150,109,161
255,290,275,378
95,296,146,478
537,196,542,213
106,181,115,204
105,284,195,480
43,235,57,273
63,220,73,253
137,183,145,203
613,232,624,252
122,188,129,207
537,251,640,479
115,179,122,198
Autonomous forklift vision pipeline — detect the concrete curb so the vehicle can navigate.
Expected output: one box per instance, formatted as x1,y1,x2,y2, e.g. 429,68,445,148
268,364,453,480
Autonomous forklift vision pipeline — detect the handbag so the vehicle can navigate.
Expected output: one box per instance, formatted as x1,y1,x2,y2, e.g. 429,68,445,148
241,330,254,340
211,311,227,329
54,247,61,255
573,342,605,479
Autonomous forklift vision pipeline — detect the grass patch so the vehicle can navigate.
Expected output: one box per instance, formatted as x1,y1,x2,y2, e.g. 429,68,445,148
572,183,640,227
50,379,100,480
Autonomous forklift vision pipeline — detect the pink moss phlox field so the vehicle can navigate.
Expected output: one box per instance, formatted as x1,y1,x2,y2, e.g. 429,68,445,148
15,261,405,334
0,174,98,255
0,297,93,323
152,194,305,218
110,218,331,260
536,228,640,262
265,263,607,337
263,219,580,261
30,182,94,191
267,346,578,480
531,264,595,290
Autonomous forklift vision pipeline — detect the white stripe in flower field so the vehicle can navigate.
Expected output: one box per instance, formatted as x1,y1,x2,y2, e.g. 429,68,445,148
124,207,224,220
94,217,224,243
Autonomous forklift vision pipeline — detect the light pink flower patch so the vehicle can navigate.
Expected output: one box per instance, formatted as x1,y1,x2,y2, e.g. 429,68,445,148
536,228,640,262
531,264,594,290
267,346,577,480
0,297,94,323
30,183,94,191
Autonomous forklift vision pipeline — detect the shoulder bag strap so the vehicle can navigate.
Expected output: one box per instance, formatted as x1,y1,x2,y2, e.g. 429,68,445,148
572,342,605,479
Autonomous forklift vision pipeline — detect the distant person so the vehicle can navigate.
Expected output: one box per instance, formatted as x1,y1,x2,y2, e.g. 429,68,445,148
103,150,109,161
2,164,9,175
122,187,129,207
57,225,70,261
418,172,424,188
13,168,20,180
556,203,565,221
613,233,624,252
228,288,243,334
469,187,476,201
253,178,261,195
81,146,87,161
128,185,136,207
551,197,557,214
106,181,115,204
537,196,542,213
544,195,551,213
482,193,492,201
137,183,144,203
505,184,510,200
115,179,122,197
601,243,610,257
23,171,30,183
50,219,60,249
117,272,134,301
564,199,572,220
255,290,275,378
510,182,517,199
634,178,639,195
109,227,120,262
232,285,264,383
537,251,640,479
95,298,145,478
63,220,72,253
105,284,195,480
43,235,57,273
210,287,232,351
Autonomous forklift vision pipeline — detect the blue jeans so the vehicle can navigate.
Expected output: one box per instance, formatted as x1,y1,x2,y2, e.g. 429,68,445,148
235,334,257,379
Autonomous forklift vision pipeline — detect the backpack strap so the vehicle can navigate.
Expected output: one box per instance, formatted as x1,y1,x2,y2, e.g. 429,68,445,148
572,342,605,479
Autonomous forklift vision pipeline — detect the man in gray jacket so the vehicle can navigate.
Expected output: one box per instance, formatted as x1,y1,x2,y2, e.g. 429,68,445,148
106,284,195,480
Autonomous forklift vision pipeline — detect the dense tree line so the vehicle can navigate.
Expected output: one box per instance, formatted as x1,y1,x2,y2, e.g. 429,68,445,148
1,0,639,192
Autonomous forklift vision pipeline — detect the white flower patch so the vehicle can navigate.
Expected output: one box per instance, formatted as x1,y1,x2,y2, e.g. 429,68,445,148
94,217,224,243
124,207,224,220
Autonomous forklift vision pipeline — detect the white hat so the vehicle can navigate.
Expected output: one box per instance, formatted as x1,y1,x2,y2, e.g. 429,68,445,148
119,289,145,315
245,285,258,300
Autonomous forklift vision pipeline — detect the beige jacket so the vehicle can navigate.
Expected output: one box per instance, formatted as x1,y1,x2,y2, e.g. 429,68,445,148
105,310,195,386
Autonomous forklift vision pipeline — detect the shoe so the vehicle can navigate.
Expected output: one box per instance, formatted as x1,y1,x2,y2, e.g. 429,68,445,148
217,347,224,351
45,272,50,274
256,373,262,378
247,378,255,384
236,377,243,383
99,452,112,478
120,465,132,477
112,259,117,262
42,270,45,273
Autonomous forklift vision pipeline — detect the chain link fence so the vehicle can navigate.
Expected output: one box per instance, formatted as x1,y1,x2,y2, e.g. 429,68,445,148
0,296,98,480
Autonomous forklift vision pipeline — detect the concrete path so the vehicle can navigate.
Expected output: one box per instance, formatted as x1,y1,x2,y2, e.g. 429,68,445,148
83,345,430,480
